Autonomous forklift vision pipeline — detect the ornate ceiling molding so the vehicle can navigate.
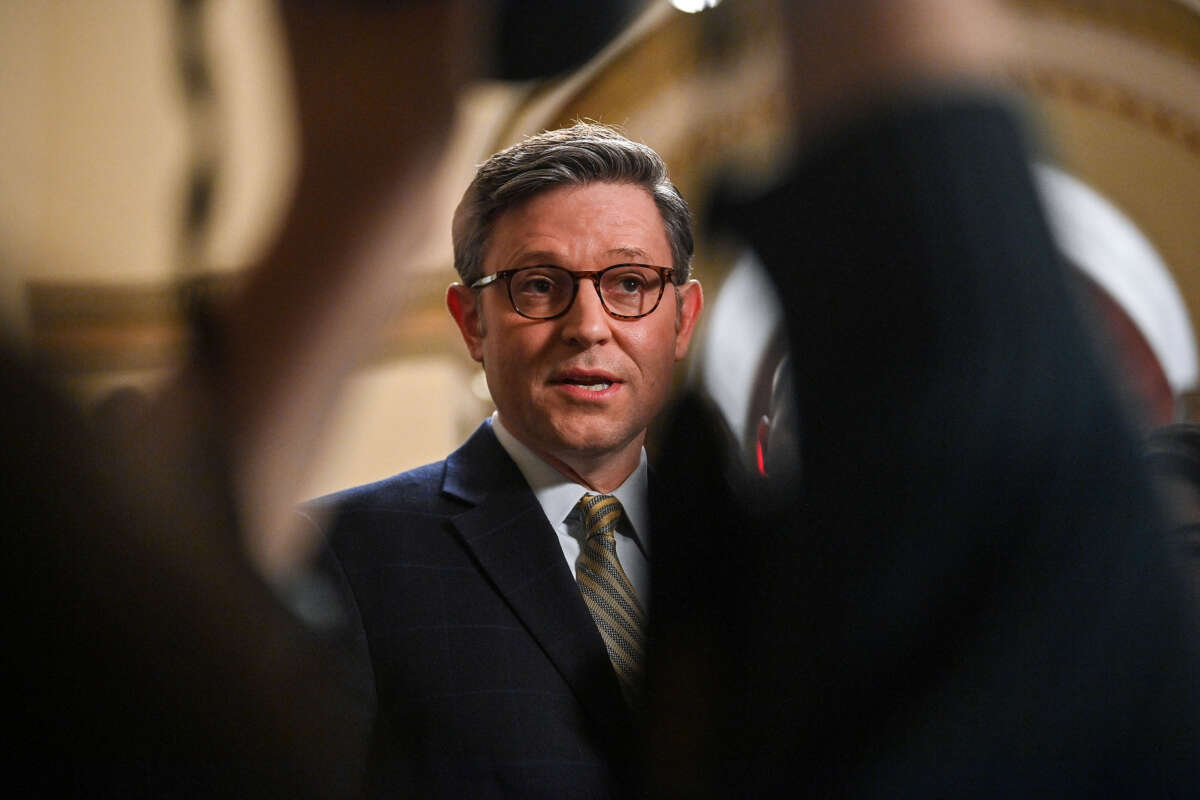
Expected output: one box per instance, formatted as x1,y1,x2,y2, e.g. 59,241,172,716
28,268,463,375
1012,67,1200,158
1011,0,1200,69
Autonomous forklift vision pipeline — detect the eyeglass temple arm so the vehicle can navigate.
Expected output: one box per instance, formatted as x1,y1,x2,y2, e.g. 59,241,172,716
469,273,502,289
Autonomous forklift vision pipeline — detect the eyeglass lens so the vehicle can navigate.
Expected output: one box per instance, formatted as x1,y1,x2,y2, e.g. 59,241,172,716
509,265,665,319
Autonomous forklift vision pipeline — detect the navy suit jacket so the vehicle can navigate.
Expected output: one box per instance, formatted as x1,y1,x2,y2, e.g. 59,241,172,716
309,421,639,798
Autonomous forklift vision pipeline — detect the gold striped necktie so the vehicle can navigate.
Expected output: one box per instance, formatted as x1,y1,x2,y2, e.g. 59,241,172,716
576,493,645,705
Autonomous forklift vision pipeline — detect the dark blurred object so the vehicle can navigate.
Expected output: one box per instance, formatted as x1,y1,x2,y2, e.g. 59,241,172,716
1145,423,1200,487
1033,164,1198,429
756,354,798,482
3,2,485,796
1145,422,1200,607
89,384,150,432
646,93,1200,797
490,0,642,81
2,343,371,797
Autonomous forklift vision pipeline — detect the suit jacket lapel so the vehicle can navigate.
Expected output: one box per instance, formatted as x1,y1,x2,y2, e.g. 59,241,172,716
442,423,632,743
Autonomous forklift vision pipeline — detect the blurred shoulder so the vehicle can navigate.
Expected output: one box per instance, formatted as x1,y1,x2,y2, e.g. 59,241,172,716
302,459,449,523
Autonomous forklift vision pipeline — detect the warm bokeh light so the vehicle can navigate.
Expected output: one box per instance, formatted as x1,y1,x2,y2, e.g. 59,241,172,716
669,0,722,13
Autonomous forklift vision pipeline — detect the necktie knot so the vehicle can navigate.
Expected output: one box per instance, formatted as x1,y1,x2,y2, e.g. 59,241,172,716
580,493,623,541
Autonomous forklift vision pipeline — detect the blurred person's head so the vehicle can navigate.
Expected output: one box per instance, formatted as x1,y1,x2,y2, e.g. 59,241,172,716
446,123,703,490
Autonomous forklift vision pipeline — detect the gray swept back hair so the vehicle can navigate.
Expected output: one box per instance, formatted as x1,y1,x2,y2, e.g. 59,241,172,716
451,121,693,286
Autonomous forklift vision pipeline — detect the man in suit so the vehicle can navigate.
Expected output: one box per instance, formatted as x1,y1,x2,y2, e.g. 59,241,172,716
309,122,703,797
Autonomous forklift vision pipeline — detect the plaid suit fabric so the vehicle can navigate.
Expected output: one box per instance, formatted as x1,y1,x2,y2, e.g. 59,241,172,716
310,424,637,798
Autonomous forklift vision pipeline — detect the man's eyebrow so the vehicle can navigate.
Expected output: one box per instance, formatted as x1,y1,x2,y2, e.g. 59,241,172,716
510,247,654,266
606,247,651,261
509,250,564,266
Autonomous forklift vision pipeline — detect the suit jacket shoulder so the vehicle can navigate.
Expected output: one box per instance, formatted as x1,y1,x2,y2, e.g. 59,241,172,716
312,421,637,798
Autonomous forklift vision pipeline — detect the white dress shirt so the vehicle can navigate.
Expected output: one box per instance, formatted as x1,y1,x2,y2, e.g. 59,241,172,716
489,413,651,604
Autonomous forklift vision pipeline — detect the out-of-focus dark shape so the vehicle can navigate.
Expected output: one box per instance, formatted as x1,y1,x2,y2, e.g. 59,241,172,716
89,384,150,432
1035,164,1198,427
756,354,797,481
1145,422,1200,606
490,0,643,81
693,251,788,472
4,1,484,796
2,343,371,797
648,87,1200,798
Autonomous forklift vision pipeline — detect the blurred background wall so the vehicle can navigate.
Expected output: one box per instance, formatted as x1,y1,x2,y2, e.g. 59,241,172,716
2,0,1199,498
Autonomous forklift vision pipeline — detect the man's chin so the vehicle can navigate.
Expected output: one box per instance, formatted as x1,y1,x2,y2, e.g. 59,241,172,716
542,424,642,463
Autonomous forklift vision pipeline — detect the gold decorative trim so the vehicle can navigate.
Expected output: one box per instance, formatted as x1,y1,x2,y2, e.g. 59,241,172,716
1010,67,1200,159
27,267,461,374
1009,0,1200,70
28,281,191,373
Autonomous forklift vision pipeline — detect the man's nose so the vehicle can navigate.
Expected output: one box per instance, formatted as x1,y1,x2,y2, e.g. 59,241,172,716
560,279,612,345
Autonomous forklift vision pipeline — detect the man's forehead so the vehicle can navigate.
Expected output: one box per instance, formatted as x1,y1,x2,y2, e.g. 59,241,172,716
505,245,657,266
499,181,657,219
484,183,669,268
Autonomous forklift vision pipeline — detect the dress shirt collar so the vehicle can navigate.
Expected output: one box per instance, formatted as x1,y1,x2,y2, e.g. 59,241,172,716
489,412,650,554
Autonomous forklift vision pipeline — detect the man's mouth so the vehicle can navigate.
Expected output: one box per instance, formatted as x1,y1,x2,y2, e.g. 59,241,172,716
563,378,613,392
555,371,619,393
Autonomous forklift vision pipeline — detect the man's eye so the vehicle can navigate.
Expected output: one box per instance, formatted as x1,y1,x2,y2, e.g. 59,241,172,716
612,274,647,293
516,275,556,294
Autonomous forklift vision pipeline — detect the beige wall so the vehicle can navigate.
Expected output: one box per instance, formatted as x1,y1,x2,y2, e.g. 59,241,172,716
0,1,186,289
301,356,489,499
0,0,300,289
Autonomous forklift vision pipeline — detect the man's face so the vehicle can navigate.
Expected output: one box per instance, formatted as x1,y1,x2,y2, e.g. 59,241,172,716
448,181,702,483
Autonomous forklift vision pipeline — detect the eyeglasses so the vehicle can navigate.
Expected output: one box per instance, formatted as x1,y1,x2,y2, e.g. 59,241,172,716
470,264,676,321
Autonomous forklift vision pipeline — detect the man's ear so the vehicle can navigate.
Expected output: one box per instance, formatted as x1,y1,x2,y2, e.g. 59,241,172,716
673,279,704,361
447,284,485,363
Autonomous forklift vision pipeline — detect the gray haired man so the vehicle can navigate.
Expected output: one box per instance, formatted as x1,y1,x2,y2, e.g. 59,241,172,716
311,122,702,798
